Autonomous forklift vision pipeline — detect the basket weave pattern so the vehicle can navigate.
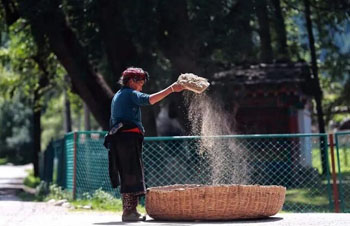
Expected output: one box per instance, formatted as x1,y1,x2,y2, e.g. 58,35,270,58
146,184,286,220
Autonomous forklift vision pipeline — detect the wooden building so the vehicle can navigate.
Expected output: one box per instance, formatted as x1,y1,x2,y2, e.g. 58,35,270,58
211,62,314,135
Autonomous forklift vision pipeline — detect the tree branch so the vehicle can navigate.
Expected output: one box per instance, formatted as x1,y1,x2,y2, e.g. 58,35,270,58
1,0,20,26
20,0,114,129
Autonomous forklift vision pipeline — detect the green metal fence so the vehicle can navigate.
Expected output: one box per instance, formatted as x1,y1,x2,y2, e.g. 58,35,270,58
335,131,350,213
40,131,350,213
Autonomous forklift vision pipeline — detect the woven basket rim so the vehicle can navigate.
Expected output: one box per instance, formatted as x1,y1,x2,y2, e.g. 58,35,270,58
147,184,286,192
146,184,287,220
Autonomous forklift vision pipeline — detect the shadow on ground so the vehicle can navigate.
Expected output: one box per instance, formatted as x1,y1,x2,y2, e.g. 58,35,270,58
94,216,283,225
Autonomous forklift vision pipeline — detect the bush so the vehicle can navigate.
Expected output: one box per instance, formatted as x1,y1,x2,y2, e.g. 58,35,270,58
0,157,8,165
46,184,72,201
72,188,123,211
23,170,41,188
0,98,34,165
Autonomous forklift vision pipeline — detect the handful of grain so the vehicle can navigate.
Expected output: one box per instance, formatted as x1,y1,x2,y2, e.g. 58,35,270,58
177,73,210,94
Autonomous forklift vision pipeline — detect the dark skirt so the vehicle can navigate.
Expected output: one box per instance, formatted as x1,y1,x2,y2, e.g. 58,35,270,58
109,132,146,194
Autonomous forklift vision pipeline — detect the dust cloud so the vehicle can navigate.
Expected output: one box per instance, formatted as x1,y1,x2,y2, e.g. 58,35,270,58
183,92,249,185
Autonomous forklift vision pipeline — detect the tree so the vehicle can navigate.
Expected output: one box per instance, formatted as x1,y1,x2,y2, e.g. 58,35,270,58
1,0,256,132
271,0,289,60
0,95,34,164
2,0,348,140
254,0,273,62
303,0,327,175
311,0,350,124
0,13,62,175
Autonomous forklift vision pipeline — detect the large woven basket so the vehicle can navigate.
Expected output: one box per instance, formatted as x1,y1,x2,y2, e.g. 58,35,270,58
146,184,286,220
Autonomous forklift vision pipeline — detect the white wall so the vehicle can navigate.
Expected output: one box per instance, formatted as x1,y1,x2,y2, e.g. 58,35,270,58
297,104,312,167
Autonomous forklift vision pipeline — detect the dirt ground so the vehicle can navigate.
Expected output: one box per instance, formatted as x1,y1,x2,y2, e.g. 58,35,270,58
1,164,350,226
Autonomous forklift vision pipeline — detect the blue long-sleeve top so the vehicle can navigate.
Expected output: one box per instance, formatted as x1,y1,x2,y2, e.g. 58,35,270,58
110,87,151,133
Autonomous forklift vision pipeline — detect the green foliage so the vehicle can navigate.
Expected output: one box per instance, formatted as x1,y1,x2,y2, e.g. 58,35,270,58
46,184,73,201
312,147,350,177
283,187,330,212
320,76,349,126
71,188,145,212
0,65,21,98
35,181,49,198
0,0,350,148
72,188,123,211
0,15,66,163
0,157,8,165
3,18,64,100
0,95,34,164
41,94,65,150
23,169,41,188
281,1,308,61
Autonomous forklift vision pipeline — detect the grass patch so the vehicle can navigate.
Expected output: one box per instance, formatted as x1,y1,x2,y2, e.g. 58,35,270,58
23,169,41,188
44,185,144,213
312,147,350,175
72,189,124,212
310,146,350,212
0,157,8,165
16,169,42,202
45,184,72,201
283,187,331,212
70,197,123,212
70,188,145,213
17,180,145,213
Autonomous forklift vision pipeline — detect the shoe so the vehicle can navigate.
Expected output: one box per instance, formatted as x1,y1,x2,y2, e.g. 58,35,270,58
122,211,146,222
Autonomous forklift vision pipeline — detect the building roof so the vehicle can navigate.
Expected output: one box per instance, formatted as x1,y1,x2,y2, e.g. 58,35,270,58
211,62,311,85
339,118,350,131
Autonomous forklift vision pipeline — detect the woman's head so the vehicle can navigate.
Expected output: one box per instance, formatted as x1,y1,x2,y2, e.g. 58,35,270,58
119,67,149,91
119,67,149,86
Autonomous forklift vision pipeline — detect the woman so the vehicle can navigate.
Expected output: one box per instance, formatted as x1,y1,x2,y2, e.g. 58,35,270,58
108,67,184,221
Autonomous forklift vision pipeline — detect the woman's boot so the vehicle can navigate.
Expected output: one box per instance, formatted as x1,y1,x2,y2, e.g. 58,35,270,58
122,193,146,222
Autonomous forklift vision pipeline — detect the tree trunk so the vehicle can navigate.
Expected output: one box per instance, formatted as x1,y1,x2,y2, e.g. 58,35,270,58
156,0,201,132
84,103,91,131
303,0,327,175
254,0,274,63
157,0,199,75
32,104,40,177
47,33,113,130
271,0,289,60
228,0,255,60
5,0,178,133
96,0,161,134
63,90,72,133
6,0,114,130
31,55,51,177
96,0,139,80
23,1,114,130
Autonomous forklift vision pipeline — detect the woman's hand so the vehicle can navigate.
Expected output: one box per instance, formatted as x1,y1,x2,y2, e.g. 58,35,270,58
170,82,185,92
149,82,185,105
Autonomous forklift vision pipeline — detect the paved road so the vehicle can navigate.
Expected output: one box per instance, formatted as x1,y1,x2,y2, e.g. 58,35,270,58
1,204,350,226
1,164,350,226
0,164,32,201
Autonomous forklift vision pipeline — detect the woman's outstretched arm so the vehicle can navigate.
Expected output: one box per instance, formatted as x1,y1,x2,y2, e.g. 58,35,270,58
149,83,184,105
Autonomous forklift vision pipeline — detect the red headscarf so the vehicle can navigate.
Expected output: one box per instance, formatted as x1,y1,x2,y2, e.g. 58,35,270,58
122,67,148,81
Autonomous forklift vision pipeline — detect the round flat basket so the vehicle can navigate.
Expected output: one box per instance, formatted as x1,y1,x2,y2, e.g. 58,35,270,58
146,184,286,221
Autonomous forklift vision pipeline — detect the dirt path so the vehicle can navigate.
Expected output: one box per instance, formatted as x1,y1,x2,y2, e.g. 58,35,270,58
0,164,32,201
1,164,350,226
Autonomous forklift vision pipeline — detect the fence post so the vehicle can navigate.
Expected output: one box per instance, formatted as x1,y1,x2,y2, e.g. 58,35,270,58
334,133,345,213
329,134,340,213
72,132,77,200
